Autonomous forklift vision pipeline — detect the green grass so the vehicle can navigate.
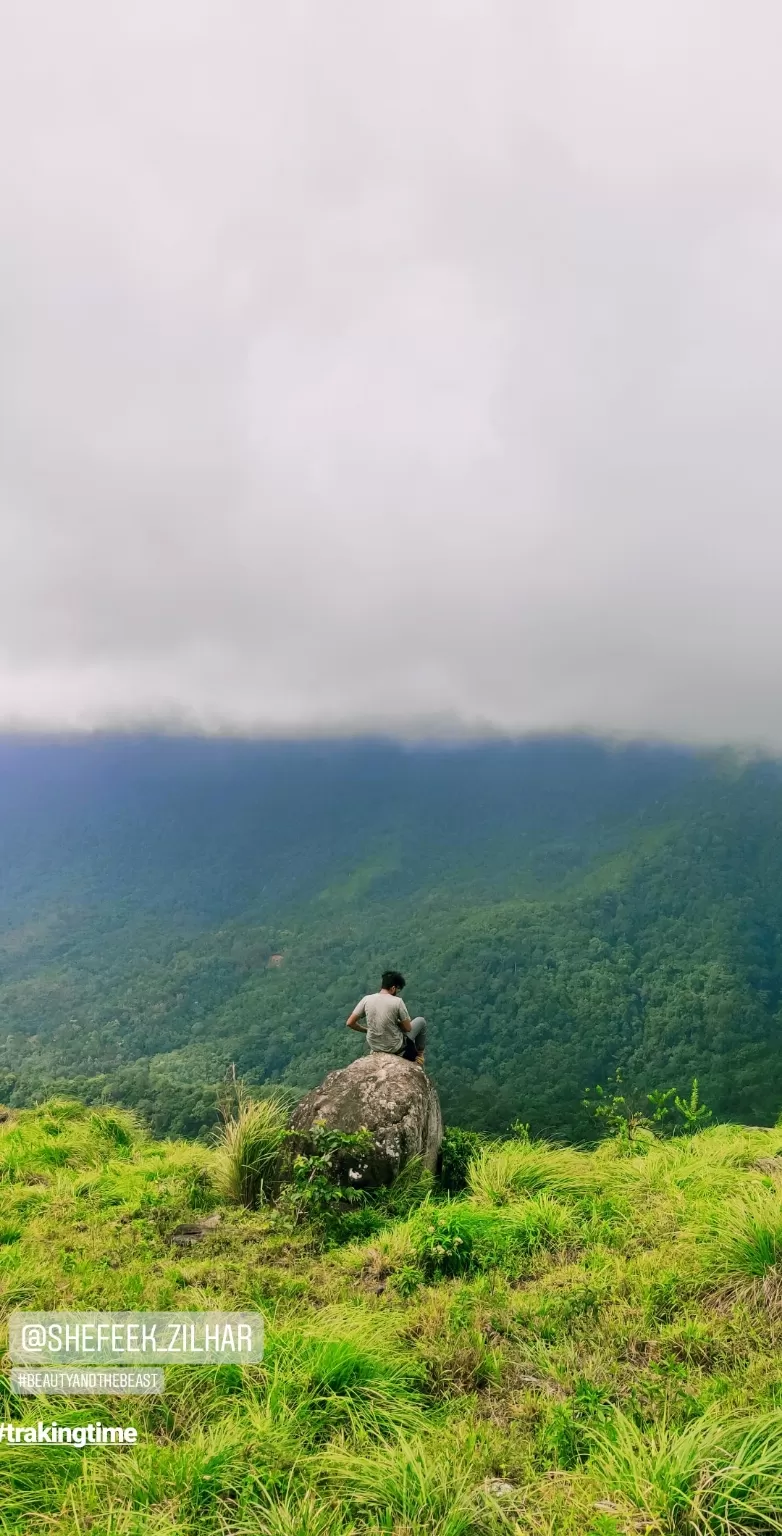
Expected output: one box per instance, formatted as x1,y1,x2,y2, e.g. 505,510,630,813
212,1093,289,1208
411,1193,578,1279
590,1407,782,1533
466,1139,598,1204
694,1186,782,1322
3,1104,782,1534
319,1439,478,1536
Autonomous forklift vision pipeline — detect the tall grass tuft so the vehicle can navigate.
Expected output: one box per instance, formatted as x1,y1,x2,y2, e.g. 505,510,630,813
320,1438,476,1536
213,1092,289,1208
700,1187,782,1303
0,1101,146,1182
264,1308,425,1445
231,1482,356,1535
466,1139,595,1204
590,1407,782,1534
381,1155,434,1216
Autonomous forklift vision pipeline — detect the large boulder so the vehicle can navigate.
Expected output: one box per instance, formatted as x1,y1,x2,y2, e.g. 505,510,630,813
289,1054,443,1188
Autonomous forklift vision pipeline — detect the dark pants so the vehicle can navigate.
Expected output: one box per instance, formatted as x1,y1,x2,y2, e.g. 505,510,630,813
400,1016,426,1060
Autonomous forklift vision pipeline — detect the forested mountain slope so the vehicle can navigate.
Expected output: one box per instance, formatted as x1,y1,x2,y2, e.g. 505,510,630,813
1,736,781,1137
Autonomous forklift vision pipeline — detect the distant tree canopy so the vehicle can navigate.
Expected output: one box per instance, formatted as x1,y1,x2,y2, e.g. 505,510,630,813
1,735,782,1138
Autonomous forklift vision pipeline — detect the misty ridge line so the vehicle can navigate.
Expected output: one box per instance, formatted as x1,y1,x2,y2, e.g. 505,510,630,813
0,725,775,769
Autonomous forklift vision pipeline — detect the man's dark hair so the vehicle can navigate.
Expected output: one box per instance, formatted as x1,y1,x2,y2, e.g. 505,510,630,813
381,969,406,991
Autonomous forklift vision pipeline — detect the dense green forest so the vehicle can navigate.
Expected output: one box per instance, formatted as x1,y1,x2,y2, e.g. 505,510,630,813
1,735,782,1138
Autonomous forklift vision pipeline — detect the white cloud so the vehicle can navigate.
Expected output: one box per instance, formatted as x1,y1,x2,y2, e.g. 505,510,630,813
2,0,782,742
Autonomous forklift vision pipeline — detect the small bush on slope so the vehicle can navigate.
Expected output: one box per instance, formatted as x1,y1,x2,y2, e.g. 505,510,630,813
411,1194,577,1279
279,1135,434,1246
439,1126,487,1193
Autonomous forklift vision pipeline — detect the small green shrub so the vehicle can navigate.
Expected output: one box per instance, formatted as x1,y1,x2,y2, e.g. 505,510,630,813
541,1380,614,1470
412,1194,577,1279
439,1126,486,1192
414,1205,475,1278
281,1126,375,1243
393,1262,426,1296
585,1073,713,1147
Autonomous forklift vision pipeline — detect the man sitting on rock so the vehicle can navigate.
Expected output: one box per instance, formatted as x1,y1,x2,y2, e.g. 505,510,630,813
346,970,427,1068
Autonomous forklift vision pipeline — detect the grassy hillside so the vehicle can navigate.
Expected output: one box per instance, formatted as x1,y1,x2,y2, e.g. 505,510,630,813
2,737,782,1137
3,1100,782,1533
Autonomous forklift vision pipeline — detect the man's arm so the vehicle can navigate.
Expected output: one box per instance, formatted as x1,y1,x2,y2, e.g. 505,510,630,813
346,1000,367,1033
397,1000,412,1033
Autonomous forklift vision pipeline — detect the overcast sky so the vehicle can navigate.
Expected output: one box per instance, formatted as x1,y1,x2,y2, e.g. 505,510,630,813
2,2,782,744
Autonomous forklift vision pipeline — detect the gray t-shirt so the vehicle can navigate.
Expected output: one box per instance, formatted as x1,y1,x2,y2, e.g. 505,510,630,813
353,991,410,1054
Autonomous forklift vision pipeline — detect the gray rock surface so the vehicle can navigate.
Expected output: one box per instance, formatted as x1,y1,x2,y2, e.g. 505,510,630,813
289,1053,443,1187
169,1213,222,1247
